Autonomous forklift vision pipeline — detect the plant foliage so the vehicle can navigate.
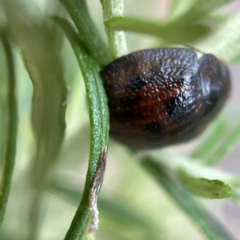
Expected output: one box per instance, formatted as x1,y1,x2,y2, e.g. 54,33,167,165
0,0,240,240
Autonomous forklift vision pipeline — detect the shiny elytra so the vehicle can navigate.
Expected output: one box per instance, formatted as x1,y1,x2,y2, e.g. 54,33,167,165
100,48,231,149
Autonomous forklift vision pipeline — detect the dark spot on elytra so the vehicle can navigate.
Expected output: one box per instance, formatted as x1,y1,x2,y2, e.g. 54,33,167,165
145,121,163,135
119,94,143,106
166,96,182,118
110,94,143,122
128,74,148,90
111,108,141,122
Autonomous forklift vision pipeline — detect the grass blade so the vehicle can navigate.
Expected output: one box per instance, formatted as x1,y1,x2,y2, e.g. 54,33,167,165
204,120,240,165
0,31,7,167
0,32,18,225
60,0,111,66
190,115,229,160
2,1,68,238
196,12,240,61
172,0,232,24
141,157,234,240
49,180,160,240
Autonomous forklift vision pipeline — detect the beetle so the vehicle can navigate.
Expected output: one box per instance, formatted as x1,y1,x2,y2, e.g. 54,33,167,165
100,48,231,149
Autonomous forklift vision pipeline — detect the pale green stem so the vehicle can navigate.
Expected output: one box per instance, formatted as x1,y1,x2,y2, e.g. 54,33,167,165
101,0,128,59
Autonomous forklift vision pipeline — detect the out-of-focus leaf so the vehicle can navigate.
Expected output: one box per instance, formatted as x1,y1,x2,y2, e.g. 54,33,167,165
169,0,232,21
59,0,111,66
3,0,67,184
0,231,19,240
231,54,240,63
2,1,67,238
105,16,210,43
226,178,240,206
0,32,17,225
169,0,195,19
191,115,229,160
141,157,234,240
149,151,235,182
190,109,240,166
171,0,232,24
54,17,109,240
196,12,240,61
177,170,231,198
105,0,232,44
49,180,160,240
204,120,240,165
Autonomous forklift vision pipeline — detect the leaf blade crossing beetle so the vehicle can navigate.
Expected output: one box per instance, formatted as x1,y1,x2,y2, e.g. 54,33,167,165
100,48,231,149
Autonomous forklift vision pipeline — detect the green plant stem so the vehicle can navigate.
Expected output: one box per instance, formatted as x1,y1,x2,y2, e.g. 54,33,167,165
140,157,234,240
0,32,17,225
105,16,209,43
60,0,111,67
101,0,128,59
54,17,109,240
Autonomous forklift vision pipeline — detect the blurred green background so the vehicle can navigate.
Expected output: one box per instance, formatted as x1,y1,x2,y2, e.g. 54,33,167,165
1,0,240,240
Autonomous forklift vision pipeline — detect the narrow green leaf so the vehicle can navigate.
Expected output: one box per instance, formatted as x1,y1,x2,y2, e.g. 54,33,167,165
105,16,210,43
177,170,231,198
204,120,240,165
101,0,128,58
0,32,18,225
190,115,228,160
169,0,232,21
2,1,68,238
59,0,111,66
149,151,235,182
169,0,195,19
141,157,234,240
196,12,240,61
54,17,109,240
189,108,240,166
3,0,67,183
172,0,232,24
49,180,159,240
105,0,233,45
0,33,7,167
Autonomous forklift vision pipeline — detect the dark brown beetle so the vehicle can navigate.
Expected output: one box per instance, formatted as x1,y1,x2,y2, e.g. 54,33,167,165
100,48,231,149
